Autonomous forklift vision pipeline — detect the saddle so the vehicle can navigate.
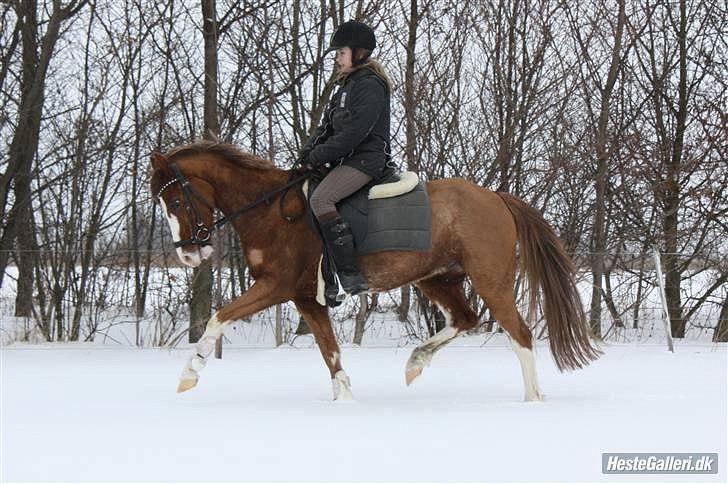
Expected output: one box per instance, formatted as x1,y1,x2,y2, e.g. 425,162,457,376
304,171,432,306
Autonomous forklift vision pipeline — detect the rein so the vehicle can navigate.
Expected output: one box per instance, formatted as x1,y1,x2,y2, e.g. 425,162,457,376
157,162,309,248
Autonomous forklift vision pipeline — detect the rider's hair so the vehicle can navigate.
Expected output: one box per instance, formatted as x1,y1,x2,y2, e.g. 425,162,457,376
337,56,392,92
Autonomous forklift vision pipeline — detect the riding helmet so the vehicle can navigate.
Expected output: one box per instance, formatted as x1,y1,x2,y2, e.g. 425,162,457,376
327,20,376,53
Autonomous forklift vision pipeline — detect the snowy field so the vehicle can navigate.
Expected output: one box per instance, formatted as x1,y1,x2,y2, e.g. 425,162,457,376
2,338,726,482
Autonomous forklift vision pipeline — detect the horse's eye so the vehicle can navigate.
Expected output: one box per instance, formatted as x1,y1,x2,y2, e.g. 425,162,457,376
170,199,181,211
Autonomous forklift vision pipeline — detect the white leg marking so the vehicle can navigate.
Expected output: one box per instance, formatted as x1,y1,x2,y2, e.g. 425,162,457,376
427,325,458,346
435,303,453,327
426,303,459,344
332,370,354,401
510,338,544,402
329,351,340,367
405,305,459,384
178,313,226,387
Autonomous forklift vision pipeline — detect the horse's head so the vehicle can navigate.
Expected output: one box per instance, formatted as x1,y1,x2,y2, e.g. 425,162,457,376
150,152,215,268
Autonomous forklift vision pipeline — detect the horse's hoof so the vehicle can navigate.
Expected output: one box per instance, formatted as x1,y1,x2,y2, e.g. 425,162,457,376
177,377,198,393
333,392,355,403
405,366,422,386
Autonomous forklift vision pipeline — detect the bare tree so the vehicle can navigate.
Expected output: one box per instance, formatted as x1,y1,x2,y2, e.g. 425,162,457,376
0,0,88,311
187,0,220,343
565,0,629,336
631,0,725,337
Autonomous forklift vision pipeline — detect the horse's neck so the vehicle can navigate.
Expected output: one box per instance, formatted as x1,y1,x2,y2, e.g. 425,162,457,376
226,168,286,212
182,158,285,212
183,158,288,248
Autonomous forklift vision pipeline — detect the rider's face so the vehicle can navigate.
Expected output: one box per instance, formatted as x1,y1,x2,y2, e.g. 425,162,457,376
335,47,353,73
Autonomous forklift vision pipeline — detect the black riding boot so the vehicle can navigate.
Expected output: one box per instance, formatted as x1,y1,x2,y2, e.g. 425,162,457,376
320,216,369,296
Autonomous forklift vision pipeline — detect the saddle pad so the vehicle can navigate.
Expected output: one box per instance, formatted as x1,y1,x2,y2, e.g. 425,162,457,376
338,180,431,255
305,174,432,306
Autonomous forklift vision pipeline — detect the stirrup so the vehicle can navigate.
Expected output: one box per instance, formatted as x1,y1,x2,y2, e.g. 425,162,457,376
325,276,348,302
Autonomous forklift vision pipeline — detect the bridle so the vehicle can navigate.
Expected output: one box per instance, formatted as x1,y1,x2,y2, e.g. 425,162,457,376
156,162,309,249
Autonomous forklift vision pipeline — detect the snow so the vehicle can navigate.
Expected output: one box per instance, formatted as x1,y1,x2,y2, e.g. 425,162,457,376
2,338,726,482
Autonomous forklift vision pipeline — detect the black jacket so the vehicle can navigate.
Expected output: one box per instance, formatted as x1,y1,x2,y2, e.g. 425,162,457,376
301,66,391,179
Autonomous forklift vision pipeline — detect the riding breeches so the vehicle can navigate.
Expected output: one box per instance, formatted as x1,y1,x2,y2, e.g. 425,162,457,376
310,165,372,221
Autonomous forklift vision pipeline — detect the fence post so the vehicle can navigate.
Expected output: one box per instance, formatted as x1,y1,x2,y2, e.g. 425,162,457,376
653,246,675,352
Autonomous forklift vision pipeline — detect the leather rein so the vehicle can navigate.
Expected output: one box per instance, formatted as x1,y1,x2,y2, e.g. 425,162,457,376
156,162,309,248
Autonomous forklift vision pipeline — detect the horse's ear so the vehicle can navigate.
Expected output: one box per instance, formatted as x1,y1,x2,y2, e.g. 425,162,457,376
150,152,168,171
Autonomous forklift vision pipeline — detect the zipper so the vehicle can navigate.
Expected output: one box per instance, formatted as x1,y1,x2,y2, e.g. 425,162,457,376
310,97,335,148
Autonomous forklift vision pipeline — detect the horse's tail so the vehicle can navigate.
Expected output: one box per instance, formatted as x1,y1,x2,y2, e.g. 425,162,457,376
498,192,602,371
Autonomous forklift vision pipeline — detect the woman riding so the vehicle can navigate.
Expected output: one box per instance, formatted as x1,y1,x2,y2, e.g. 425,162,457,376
296,20,392,296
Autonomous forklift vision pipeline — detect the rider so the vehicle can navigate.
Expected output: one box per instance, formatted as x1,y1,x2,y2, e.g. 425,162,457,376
297,20,392,296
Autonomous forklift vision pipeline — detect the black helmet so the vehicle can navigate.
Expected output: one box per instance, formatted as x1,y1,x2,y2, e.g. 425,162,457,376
327,20,376,53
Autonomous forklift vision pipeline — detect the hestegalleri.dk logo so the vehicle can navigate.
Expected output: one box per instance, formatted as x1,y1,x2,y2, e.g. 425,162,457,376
602,453,718,474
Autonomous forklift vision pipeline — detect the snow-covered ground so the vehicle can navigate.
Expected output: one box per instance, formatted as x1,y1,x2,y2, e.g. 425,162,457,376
2,338,725,482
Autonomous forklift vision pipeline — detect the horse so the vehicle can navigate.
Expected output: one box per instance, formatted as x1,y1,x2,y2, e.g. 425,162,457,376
149,140,601,401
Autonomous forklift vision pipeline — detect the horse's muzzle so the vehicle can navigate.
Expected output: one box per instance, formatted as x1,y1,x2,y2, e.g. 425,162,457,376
179,246,214,267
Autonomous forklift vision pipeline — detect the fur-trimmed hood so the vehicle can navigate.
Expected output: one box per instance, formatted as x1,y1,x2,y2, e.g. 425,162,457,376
337,58,392,92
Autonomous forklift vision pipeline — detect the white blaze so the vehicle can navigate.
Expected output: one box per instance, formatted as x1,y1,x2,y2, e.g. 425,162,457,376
159,199,187,264
159,198,214,267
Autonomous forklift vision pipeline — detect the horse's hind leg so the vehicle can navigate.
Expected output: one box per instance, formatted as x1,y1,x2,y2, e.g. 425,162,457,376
469,273,543,401
406,274,479,385
294,298,353,401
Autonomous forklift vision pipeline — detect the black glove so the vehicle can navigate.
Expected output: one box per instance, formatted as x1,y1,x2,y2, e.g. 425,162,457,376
289,155,314,180
298,145,313,163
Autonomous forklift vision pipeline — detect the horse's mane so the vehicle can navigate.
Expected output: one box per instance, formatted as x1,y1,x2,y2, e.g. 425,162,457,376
165,140,275,170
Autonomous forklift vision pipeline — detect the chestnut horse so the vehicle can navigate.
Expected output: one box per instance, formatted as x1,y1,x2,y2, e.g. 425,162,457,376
150,141,600,401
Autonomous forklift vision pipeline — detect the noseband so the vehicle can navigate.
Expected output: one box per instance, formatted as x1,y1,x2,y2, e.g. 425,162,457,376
156,162,308,249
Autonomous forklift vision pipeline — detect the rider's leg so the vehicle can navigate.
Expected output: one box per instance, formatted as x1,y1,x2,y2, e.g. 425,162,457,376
310,165,372,295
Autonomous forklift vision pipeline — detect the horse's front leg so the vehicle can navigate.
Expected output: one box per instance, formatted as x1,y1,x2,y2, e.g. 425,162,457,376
294,298,353,401
177,279,286,393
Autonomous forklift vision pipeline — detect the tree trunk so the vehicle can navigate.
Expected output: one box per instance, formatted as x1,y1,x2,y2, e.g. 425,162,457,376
353,295,367,345
588,0,626,338
190,260,213,342
189,0,219,343
397,0,421,325
295,316,311,335
4,1,68,314
713,293,728,343
398,286,410,322
664,0,688,338
275,304,283,346
354,294,378,345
